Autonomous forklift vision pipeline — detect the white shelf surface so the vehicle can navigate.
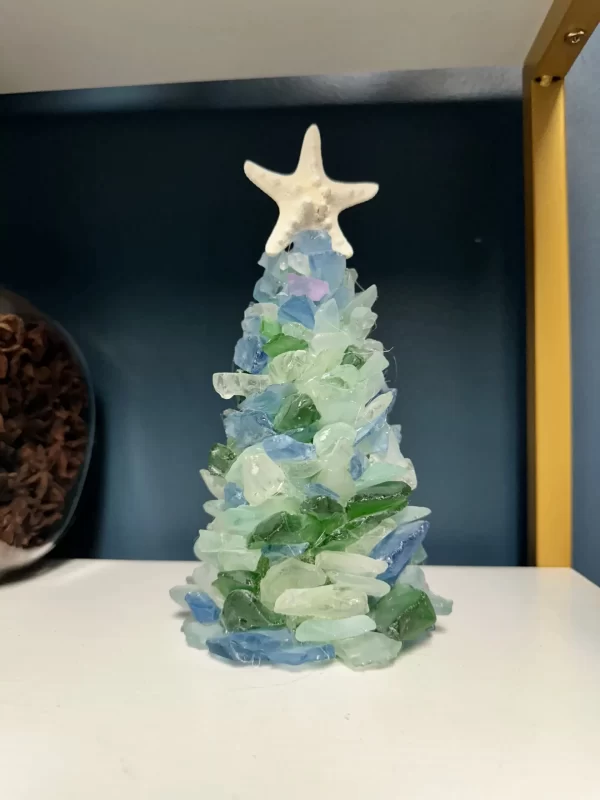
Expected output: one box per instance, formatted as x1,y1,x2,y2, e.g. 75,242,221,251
0,1,553,95
1,561,599,799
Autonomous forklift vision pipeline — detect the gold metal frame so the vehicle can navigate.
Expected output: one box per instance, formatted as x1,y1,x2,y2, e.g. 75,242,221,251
524,0,600,566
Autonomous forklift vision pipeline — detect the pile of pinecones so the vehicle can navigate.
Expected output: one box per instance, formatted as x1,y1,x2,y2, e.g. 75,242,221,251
0,314,89,548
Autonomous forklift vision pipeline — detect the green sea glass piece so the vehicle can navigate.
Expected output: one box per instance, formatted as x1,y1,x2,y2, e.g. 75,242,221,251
285,424,320,443
311,512,390,553
334,632,403,669
255,556,271,578
260,318,282,340
247,511,321,549
300,495,347,542
208,443,237,476
371,584,437,641
396,565,454,615
274,393,320,432
341,345,367,369
346,516,398,555
300,495,345,519
263,334,309,358
212,570,261,598
346,481,412,520
221,589,286,632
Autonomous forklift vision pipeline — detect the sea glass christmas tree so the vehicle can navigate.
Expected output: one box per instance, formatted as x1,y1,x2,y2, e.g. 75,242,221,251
170,124,452,669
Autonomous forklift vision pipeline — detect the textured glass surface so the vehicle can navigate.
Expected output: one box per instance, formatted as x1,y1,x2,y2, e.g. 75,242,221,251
171,231,451,668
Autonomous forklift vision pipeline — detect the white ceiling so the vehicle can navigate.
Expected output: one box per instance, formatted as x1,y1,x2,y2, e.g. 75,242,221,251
0,0,552,95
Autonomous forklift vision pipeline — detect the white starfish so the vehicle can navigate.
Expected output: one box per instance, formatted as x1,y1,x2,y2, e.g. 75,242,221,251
244,124,378,259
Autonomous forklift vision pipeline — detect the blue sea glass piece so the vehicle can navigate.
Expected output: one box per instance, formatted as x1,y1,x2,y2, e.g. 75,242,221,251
185,591,221,623
223,409,273,449
370,521,430,584
233,335,268,374
206,628,294,664
305,483,340,500
349,451,367,480
356,390,397,443
358,423,390,455
332,284,352,310
267,643,335,666
254,272,281,302
309,251,345,293
278,296,316,329
223,483,247,508
258,251,282,272
293,230,332,255
261,543,309,562
241,315,262,335
240,384,295,419
283,424,320,444
263,434,316,462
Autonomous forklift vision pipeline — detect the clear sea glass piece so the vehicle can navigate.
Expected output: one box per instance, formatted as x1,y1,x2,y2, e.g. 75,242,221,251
181,618,224,650
295,615,376,643
334,632,403,670
274,585,369,619
260,557,327,609
213,372,270,399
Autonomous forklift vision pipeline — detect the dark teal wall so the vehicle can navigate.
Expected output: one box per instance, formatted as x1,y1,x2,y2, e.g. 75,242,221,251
567,30,600,586
0,76,526,564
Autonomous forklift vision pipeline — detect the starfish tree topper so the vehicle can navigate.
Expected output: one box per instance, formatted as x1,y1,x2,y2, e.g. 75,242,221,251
244,124,378,259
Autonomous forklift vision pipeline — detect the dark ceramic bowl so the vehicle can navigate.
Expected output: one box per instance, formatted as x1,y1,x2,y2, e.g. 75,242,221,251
0,289,95,574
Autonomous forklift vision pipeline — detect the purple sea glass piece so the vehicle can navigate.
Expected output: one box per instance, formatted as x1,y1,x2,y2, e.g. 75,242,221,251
287,273,329,302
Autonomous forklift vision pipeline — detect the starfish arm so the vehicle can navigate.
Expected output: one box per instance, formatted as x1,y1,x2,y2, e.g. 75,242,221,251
265,214,294,256
297,124,325,177
243,160,284,198
328,218,353,259
331,180,379,210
